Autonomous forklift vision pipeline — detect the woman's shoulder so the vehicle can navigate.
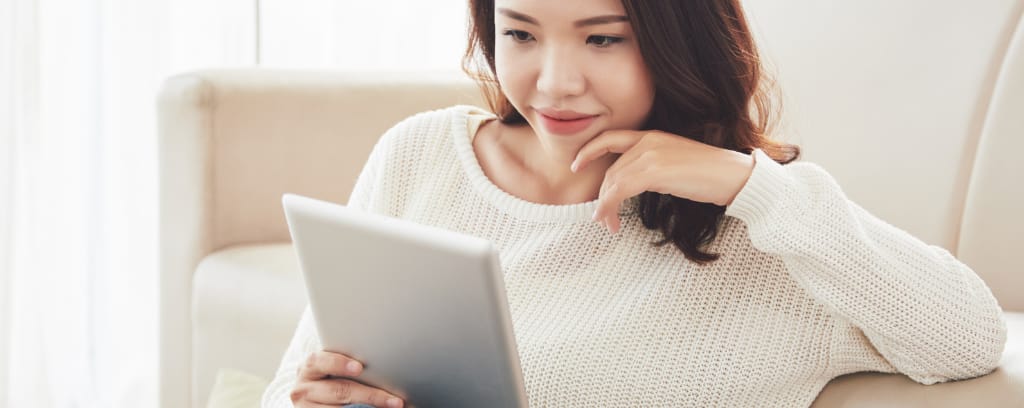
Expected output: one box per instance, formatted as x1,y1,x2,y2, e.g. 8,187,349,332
370,104,495,160
381,105,492,141
363,105,492,170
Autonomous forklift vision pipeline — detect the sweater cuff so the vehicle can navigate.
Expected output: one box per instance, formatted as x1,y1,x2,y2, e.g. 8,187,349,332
724,148,796,227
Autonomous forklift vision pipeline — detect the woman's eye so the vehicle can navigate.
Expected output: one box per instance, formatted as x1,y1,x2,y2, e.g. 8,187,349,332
586,35,624,48
502,29,535,43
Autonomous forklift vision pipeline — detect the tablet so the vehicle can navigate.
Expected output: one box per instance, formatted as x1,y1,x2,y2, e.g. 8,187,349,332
282,194,528,408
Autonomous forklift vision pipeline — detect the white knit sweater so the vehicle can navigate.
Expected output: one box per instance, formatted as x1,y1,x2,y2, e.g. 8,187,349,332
262,105,1006,407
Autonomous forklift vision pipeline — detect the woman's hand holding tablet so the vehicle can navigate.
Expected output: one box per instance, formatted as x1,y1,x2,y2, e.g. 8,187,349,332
290,351,405,408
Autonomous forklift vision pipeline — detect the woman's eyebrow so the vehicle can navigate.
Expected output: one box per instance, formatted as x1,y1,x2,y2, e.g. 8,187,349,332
573,15,629,28
497,8,629,28
496,8,540,25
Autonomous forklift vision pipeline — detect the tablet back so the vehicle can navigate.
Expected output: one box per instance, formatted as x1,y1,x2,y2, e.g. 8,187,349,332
282,194,528,408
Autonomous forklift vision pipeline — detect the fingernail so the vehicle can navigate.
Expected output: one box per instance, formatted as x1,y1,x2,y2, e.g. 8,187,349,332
591,210,598,221
387,397,404,408
570,160,578,173
346,360,362,374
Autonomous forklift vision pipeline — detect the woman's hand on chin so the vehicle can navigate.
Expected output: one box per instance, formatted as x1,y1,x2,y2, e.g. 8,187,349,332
571,129,755,234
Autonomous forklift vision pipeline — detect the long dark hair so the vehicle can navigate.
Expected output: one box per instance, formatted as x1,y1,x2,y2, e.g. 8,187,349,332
463,0,801,264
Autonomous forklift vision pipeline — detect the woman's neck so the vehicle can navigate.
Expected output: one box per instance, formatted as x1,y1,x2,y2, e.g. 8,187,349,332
474,120,616,205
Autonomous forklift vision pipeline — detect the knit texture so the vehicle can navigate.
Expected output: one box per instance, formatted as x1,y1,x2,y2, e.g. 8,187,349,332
262,105,1006,407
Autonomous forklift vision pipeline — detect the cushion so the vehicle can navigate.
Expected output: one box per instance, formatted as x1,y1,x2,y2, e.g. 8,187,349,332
205,368,270,408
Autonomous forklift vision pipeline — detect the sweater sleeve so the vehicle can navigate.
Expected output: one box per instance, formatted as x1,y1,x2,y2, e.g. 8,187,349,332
724,149,1007,385
260,127,390,407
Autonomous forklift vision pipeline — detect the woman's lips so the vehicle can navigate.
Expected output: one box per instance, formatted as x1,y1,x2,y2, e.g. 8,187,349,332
536,112,598,135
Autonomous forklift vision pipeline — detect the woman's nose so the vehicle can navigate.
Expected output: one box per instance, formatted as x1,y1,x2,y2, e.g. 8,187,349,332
535,48,586,99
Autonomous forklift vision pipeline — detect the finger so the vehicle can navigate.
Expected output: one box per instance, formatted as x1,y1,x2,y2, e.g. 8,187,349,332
572,130,644,173
596,149,653,214
299,351,364,380
595,167,652,234
290,382,342,407
294,401,340,408
600,183,647,234
306,378,404,407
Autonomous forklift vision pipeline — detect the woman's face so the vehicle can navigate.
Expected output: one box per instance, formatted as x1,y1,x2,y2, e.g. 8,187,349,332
493,0,655,153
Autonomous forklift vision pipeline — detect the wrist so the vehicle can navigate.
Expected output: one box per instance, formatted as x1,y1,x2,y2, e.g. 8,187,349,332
720,150,756,207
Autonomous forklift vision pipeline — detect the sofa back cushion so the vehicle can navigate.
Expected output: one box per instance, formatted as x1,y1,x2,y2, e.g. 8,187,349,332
742,0,1023,253
203,70,483,249
958,16,1024,312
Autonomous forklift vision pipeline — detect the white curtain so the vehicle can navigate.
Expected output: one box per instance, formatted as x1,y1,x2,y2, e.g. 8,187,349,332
0,0,465,407
0,0,255,406
258,0,468,71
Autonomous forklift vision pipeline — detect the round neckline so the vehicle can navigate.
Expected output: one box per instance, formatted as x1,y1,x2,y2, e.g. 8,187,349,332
450,105,613,224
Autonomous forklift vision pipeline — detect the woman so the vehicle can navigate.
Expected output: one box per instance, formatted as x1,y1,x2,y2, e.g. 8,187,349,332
263,0,1007,406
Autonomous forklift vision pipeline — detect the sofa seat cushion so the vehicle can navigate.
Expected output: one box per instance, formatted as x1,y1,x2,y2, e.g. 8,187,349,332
192,243,307,407
1005,312,1024,375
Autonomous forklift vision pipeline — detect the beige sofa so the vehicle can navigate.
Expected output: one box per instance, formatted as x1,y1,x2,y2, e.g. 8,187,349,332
158,4,1024,407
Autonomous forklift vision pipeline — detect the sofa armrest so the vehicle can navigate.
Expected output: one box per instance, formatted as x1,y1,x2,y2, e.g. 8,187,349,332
158,73,216,408
812,369,1024,407
156,69,482,408
812,313,1024,407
